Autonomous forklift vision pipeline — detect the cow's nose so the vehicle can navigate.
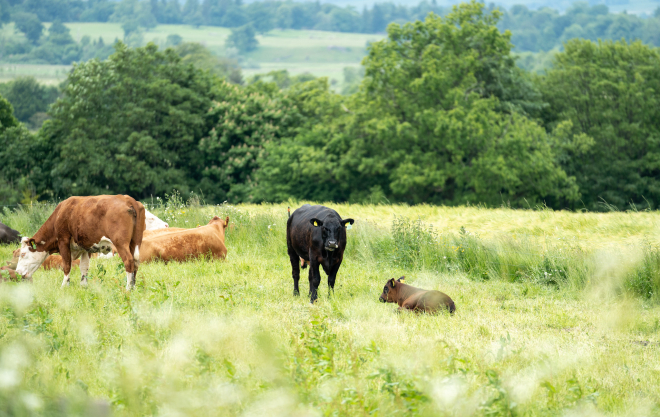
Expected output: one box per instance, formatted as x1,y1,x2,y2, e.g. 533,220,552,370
328,240,338,247
379,297,386,303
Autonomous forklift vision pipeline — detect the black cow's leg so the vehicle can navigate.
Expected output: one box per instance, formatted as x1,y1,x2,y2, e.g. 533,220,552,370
308,260,321,303
288,248,301,296
327,260,342,296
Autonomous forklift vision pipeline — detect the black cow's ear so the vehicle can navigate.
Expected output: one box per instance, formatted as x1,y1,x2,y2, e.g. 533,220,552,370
342,218,355,226
310,218,323,227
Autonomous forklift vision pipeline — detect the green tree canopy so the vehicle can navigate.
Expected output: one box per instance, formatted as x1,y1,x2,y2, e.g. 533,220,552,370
0,76,59,124
38,42,215,199
226,23,258,53
539,39,660,210
256,1,575,206
0,93,18,133
12,12,43,43
174,42,242,84
199,80,300,202
0,0,10,27
0,93,43,205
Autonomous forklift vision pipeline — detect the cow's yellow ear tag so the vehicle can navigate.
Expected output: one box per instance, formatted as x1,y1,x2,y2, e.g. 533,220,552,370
313,221,318,226
400,278,405,283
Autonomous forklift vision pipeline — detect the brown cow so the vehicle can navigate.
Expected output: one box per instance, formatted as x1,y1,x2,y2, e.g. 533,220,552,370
0,266,21,282
42,255,81,271
15,195,145,290
140,216,229,263
144,227,185,239
379,277,456,314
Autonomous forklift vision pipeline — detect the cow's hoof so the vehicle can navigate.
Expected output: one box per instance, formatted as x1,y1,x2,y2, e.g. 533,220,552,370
293,290,300,297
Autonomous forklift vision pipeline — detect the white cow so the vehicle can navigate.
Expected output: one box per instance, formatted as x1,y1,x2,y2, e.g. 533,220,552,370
145,210,169,231
98,209,168,259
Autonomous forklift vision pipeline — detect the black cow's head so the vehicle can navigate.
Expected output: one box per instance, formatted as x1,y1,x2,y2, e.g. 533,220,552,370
310,217,354,252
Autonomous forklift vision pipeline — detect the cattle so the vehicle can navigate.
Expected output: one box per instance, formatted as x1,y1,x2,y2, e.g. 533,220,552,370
15,195,145,290
144,227,185,239
379,277,456,314
97,209,169,259
286,204,354,303
0,266,25,282
42,255,81,271
7,249,79,277
0,222,20,244
139,216,229,263
145,210,169,230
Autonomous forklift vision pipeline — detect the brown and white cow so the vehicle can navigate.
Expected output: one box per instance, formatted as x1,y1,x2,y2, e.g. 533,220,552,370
9,249,80,275
15,195,145,290
139,216,229,264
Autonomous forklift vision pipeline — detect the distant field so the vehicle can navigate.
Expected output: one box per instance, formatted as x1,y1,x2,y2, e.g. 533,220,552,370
0,22,381,87
0,64,71,85
288,0,658,14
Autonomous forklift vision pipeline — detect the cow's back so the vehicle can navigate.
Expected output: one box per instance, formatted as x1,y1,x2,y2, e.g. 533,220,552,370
141,226,226,263
54,195,145,249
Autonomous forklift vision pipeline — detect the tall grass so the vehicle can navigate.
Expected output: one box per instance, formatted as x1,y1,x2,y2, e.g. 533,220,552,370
3,200,660,299
1,202,660,416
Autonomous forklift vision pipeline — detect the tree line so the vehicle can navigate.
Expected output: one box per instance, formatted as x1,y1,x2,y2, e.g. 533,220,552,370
1,1,660,211
2,0,660,54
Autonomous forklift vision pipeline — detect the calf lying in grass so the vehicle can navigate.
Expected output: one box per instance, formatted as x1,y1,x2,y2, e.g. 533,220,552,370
379,277,456,314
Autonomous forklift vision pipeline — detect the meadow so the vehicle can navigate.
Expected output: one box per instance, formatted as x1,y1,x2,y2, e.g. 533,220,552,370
0,22,381,88
1,201,660,416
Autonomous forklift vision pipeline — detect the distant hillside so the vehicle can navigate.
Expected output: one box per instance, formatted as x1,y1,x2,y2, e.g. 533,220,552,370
245,0,657,15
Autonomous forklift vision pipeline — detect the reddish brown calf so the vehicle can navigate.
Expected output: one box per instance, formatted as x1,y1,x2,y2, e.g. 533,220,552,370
379,277,456,314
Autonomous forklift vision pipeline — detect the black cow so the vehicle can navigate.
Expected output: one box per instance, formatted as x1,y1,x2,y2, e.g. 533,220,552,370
287,204,354,303
0,222,20,245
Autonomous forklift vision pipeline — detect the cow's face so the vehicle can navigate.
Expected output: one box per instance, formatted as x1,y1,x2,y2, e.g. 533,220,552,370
310,217,354,252
379,277,405,303
15,237,48,278
145,210,169,230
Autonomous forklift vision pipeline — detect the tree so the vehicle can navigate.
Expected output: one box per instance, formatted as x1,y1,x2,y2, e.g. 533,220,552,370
174,42,242,84
199,80,300,202
225,23,258,53
39,42,215,199
539,39,660,210
256,2,575,206
0,0,10,27
0,93,18,133
0,77,59,124
0,94,43,205
12,12,43,43
110,0,157,32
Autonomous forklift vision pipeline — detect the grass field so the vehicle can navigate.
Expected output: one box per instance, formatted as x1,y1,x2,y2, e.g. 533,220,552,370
0,22,381,88
2,202,660,416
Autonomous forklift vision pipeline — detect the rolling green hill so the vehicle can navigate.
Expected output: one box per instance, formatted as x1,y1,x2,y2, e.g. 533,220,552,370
0,22,383,88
